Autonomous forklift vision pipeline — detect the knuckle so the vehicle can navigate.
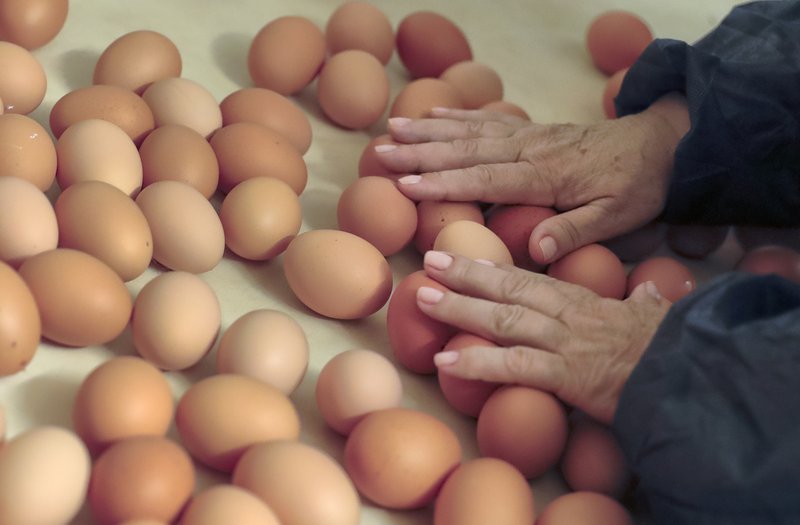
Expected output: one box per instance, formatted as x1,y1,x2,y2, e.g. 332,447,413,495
498,271,537,303
465,119,485,138
501,346,539,380
489,302,526,337
454,138,481,161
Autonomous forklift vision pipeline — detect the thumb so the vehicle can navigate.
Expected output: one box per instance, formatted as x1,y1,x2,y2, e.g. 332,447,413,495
528,202,616,264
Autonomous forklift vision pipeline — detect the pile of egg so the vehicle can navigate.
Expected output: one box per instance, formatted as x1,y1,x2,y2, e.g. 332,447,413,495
1,2,800,525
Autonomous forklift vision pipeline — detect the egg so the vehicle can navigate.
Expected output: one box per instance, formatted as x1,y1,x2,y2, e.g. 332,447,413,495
56,180,153,281
283,229,393,320
736,245,800,283
390,78,463,119
18,248,132,347
666,224,729,260
233,440,361,525
602,67,627,119
396,11,472,78
315,348,404,435
175,374,300,472
220,87,312,154
0,426,91,525
0,261,40,376
358,134,404,179
216,309,309,395
142,77,222,138
344,407,462,509
72,356,174,454
134,180,225,273
547,243,627,299
0,113,57,191
481,100,532,120
210,122,308,194
601,221,667,263
93,30,182,94
0,176,58,268
386,270,458,374
437,333,500,417
337,176,418,256
433,219,514,265
535,491,634,525
317,50,390,129
56,119,143,196
626,256,696,302
326,2,394,64
586,10,653,76
0,0,68,50
734,225,800,252
415,200,484,254
181,485,281,525
434,457,536,525
440,61,503,109
88,436,195,525
0,41,46,114
138,124,220,199
132,271,221,371
248,16,326,96
477,385,568,479
486,204,556,271
49,84,155,145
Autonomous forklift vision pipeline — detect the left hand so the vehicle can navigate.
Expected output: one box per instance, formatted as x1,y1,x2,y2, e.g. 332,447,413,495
416,250,672,424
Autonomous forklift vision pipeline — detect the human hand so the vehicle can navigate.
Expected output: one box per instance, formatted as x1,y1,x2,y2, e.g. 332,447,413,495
416,250,671,424
377,94,688,265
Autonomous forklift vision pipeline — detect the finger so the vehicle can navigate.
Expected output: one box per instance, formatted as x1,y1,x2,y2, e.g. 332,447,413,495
377,136,522,174
627,280,672,308
428,107,530,128
387,116,516,143
416,285,568,351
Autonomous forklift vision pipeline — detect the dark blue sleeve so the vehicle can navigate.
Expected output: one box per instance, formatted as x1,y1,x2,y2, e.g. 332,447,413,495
615,0,800,227
612,273,800,524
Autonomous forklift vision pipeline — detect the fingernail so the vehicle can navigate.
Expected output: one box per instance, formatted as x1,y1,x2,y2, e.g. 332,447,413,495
388,117,411,127
645,281,663,301
430,107,449,116
417,286,444,305
474,259,495,267
424,250,453,270
434,351,459,366
539,236,557,262
398,175,422,185
374,144,397,153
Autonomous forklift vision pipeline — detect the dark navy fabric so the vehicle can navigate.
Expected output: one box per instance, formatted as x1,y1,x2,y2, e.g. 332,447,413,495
615,0,800,227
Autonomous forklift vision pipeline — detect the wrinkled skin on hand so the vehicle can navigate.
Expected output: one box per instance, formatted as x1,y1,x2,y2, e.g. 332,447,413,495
416,251,671,424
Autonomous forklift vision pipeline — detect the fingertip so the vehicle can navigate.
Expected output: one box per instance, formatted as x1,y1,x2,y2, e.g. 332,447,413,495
434,350,459,367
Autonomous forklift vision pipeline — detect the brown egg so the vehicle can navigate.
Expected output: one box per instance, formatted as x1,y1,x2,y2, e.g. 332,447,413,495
210,122,308,195
233,440,361,525
0,176,58,268
386,270,458,374
602,221,667,263
132,271,221,371
396,11,472,78
737,245,800,284
547,243,627,299
390,78,463,119
626,256,696,302
477,385,568,479
0,261,40,376
315,349,403,435
536,491,634,525
337,176,417,256
602,67,627,119
0,113,57,191
440,61,503,109
175,374,300,473
72,356,174,455
326,2,394,64
0,0,68,50
134,180,225,273
283,229,393,320
93,30,182,94
434,457,536,525
216,309,309,395
55,180,153,282
18,248,132,347
666,224,729,260
438,333,500,417
414,200,484,254
49,85,155,145
219,176,302,261
317,50,390,129
88,436,195,525
220,87,312,154
586,10,653,76
345,407,462,509
142,77,222,138
181,485,281,525
0,42,46,114
139,124,219,199
486,204,556,271
433,219,514,265
481,100,531,120
358,134,404,179
248,16,326,96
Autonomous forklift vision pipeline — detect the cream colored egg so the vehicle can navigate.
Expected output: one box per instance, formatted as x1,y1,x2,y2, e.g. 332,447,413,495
142,77,222,138
181,485,281,525
433,219,513,264
0,41,46,114
0,176,58,268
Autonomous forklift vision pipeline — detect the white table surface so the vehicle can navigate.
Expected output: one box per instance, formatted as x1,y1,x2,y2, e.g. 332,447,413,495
1,0,745,523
